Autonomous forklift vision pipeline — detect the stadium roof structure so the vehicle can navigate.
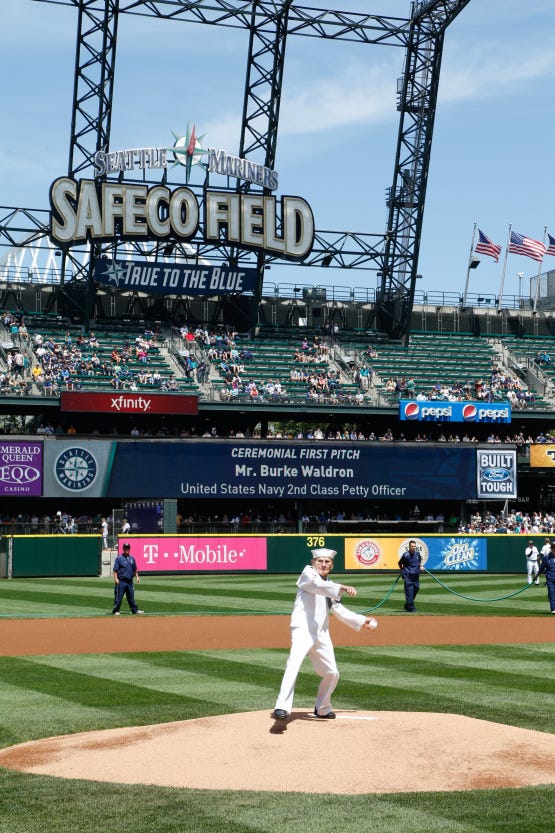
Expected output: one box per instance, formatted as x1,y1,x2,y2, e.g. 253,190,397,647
2,0,471,340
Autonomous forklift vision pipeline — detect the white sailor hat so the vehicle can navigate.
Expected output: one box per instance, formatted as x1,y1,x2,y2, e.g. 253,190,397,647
311,548,337,560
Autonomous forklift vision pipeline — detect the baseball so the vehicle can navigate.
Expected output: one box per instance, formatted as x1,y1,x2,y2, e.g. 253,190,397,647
368,617,378,630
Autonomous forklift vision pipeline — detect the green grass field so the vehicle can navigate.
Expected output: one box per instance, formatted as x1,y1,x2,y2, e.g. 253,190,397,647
0,570,549,618
0,573,553,833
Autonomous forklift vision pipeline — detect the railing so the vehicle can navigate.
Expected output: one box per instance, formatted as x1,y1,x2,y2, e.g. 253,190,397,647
261,282,535,311
0,265,69,285
0,266,539,312
0,521,100,536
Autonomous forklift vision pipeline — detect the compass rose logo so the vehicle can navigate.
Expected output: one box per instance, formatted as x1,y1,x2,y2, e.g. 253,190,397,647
101,259,127,287
169,122,207,183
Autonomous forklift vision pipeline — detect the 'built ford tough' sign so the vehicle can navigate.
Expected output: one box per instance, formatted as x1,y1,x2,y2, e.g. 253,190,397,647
477,449,517,499
399,400,511,423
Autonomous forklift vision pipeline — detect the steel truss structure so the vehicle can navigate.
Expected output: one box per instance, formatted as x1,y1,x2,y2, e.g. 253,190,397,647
1,0,471,338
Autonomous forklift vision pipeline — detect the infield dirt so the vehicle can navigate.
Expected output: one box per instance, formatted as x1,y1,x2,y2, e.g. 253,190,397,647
0,613,551,656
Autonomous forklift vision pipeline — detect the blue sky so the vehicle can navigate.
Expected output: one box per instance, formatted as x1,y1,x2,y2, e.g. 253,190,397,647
1,0,554,303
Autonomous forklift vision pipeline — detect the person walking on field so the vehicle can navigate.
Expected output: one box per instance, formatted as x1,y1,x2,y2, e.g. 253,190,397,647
112,542,144,615
524,540,540,585
272,548,377,722
398,539,423,612
101,517,109,549
538,541,555,614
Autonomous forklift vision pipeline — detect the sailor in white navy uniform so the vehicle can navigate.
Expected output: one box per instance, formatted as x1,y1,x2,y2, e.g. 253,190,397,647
272,548,376,721
524,540,540,585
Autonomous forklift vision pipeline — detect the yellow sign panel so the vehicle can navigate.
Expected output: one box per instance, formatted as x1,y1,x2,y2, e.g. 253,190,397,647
345,537,429,571
529,444,555,468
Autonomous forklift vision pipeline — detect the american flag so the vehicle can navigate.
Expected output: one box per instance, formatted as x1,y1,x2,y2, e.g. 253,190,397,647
546,232,555,257
475,229,501,262
508,230,546,262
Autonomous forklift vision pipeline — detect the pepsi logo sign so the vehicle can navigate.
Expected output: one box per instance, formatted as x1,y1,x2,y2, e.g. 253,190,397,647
462,404,477,421
400,400,511,423
404,402,420,420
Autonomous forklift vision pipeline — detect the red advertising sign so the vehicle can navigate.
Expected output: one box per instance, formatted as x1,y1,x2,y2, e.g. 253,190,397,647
61,391,198,415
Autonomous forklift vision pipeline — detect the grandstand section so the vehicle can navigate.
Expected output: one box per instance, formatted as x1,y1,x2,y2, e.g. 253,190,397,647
0,295,554,543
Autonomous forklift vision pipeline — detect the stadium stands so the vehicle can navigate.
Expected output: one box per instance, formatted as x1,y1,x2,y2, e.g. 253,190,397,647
1,315,199,396
2,311,555,413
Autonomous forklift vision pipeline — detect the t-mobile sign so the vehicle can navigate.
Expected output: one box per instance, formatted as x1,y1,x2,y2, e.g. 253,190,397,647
0,441,43,496
123,536,268,572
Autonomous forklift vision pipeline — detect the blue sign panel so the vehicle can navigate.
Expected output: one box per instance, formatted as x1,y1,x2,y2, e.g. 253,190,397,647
104,441,478,499
94,257,257,295
476,448,517,499
399,400,511,423
423,537,487,571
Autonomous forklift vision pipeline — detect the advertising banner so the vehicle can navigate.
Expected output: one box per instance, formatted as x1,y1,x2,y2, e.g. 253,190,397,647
345,536,487,571
529,444,555,467
61,390,198,415
105,441,478,500
125,536,267,572
94,257,257,296
0,441,43,496
399,400,511,423
476,448,517,499
36,440,516,502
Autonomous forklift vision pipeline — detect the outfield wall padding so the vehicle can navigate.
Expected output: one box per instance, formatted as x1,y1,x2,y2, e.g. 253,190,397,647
6,534,534,577
10,536,101,578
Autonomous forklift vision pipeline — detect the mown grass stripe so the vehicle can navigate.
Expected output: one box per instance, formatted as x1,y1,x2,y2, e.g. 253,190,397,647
0,769,553,833
1,573,548,619
339,657,553,698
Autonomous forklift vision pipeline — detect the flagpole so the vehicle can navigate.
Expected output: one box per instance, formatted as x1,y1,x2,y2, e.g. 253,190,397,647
462,221,477,307
532,226,547,313
497,224,512,310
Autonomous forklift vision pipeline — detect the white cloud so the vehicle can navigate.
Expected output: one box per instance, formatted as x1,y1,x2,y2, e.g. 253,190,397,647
440,44,555,104
200,58,399,146
280,62,397,135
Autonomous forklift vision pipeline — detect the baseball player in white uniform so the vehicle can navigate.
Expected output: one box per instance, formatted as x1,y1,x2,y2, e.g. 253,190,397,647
525,540,540,585
272,548,376,721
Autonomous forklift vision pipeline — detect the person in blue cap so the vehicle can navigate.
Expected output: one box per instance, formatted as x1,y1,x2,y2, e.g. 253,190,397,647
112,542,144,615
398,539,423,612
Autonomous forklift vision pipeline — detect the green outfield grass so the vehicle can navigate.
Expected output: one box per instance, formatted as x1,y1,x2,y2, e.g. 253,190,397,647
0,571,550,618
0,573,553,832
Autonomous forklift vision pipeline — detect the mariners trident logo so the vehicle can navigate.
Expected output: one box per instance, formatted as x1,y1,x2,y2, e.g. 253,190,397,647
169,122,207,182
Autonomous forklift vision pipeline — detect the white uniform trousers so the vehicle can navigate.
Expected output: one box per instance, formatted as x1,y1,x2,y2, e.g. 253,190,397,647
527,559,539,583
274,626,339,716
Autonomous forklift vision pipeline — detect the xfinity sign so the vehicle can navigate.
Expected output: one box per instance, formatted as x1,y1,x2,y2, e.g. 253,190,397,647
400,400,512,423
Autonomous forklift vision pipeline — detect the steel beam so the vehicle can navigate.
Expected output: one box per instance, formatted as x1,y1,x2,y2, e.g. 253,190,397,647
376,0,470,340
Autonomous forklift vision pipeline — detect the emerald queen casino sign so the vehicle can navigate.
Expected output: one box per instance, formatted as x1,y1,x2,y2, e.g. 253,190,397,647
49,123,314,264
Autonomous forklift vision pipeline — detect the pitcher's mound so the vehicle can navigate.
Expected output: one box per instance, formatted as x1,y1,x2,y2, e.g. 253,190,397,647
1,710,553,794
